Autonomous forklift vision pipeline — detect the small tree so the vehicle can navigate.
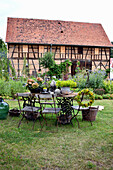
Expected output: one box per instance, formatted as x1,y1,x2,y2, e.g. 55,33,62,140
59,59,72,80
0,38,16,81
40,52,55,69
0,38,7,52
22,56,30,78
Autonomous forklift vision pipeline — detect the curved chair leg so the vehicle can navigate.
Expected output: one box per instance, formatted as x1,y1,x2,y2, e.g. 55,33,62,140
18,115,24,128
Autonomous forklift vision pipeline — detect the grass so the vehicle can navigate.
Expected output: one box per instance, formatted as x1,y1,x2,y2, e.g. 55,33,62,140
0,99,113,169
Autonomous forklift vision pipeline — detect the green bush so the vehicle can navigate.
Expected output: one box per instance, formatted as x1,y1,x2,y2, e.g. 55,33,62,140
103,80,113,93
74,70,106,90
56,80,77,88
103,93,113,99
94,94,103,100
93,88,105,95
88,70,105,89
0,79,26,98
74,73,87,89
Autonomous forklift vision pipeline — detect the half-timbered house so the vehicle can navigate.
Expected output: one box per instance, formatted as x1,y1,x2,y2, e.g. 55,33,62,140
6,17,113,77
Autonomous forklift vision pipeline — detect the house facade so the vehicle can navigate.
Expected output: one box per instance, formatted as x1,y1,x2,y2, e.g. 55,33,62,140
6,17,113,77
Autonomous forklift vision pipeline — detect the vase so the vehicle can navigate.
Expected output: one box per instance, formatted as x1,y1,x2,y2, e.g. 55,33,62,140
0,98,9,119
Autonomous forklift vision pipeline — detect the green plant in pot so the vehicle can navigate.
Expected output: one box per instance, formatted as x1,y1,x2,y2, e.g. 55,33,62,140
60,59,72,80
56,80,77,94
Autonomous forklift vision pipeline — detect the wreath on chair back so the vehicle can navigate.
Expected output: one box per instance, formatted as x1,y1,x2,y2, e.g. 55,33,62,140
76,89,95,107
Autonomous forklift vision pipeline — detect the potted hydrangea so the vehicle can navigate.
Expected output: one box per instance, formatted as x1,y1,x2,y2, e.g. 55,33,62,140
26,77,43,93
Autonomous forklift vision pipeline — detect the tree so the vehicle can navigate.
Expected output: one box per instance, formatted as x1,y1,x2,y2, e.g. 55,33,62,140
40,52,55,69
0,38,7,51
0,38,16,80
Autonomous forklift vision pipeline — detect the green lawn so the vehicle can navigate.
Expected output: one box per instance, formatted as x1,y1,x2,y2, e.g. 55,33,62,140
0,100,113,169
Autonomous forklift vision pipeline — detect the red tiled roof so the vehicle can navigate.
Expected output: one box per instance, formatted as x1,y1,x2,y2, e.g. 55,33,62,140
6,17,113,47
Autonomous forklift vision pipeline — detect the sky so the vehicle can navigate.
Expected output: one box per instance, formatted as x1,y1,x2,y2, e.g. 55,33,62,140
0,0,113,42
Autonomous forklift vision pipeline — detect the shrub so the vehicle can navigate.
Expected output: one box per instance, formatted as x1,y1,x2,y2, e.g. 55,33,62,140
103,93,113,99
103,94,111,99
103,80,111,93
56,80,77,88
74,69,106,90
0,79,26,98
74,73,87,89
93,88,105,95
94,94,103,100
103,80,113,94
87,70,106,89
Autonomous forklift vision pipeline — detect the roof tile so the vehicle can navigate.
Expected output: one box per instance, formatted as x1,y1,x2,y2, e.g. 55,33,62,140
6,17,113,47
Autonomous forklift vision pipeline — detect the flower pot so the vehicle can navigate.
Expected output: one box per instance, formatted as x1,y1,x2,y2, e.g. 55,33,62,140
29,87,42,93
9,108,20,117
0,98,9,119
82,107,98,121
61,87,71,94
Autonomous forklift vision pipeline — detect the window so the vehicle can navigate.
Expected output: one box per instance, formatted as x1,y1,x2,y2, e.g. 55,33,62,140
78,47,83,54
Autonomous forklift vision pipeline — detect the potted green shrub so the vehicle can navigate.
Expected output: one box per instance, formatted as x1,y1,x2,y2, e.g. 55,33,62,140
56,80,77,94
60,59,72,80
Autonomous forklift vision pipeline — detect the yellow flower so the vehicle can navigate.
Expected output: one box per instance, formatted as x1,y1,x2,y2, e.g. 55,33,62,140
76,88,94,107
85,103,88,107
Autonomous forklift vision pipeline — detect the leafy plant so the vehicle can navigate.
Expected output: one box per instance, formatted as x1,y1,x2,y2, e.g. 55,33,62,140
0,79,26,98
47,64,62,78
75,60,80,73
56,80,77,88
60,59,72,74
74,69,106,90
0,57,16,81
0,39,16,80
40,52,55,69
103,80,113,93
0,38,7,51
93,88,105,95
94,94,103,100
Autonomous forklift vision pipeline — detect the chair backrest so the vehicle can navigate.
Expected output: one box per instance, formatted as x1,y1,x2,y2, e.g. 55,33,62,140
16,93,33,110
36,93,56,108
16,92,31,97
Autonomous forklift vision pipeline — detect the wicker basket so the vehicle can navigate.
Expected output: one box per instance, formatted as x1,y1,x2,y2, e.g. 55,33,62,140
9,108,20,117
82,107,98,121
